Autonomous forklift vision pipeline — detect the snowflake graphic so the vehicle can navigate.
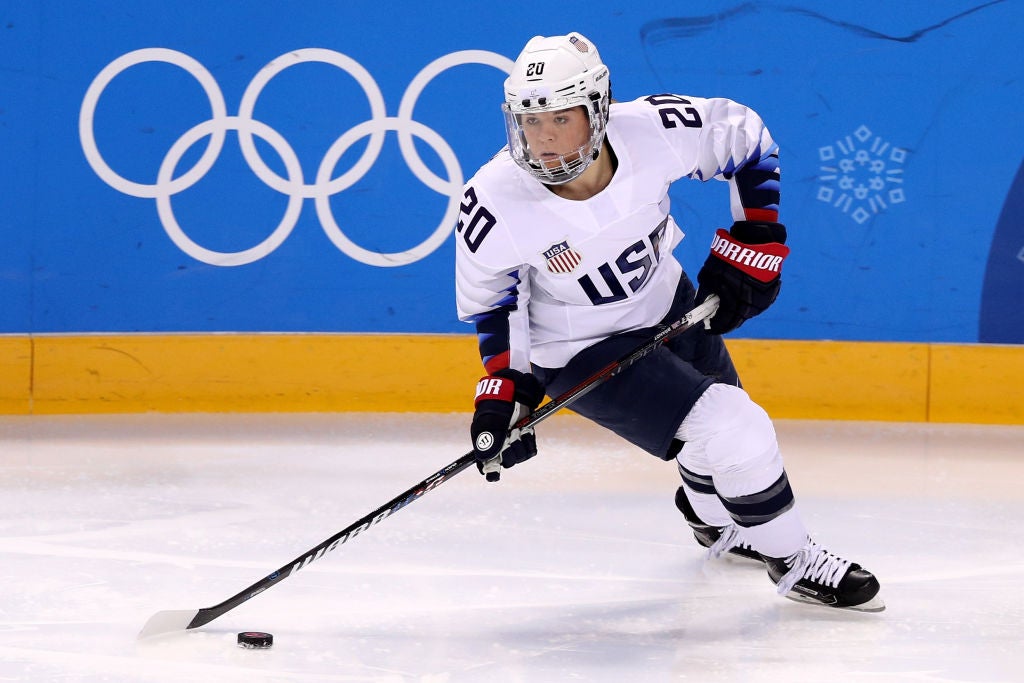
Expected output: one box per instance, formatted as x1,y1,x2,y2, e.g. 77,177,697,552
817,125,907,224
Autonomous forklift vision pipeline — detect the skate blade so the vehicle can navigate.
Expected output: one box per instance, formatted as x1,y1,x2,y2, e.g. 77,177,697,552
784,592,886,613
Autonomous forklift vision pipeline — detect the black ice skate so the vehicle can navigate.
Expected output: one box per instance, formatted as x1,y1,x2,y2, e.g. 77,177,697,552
674,486,763,564
765,540,885,612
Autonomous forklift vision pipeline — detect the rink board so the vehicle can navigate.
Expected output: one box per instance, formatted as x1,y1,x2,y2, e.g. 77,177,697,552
0,335,1020,424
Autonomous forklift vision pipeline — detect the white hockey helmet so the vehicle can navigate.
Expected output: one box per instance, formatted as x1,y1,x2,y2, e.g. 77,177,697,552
502,32,611,185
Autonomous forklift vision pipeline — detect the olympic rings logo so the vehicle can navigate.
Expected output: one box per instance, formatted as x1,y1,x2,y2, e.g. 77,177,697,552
79,47,512,267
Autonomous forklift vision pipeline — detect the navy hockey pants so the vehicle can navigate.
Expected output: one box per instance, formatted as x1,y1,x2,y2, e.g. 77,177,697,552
532,274,739,460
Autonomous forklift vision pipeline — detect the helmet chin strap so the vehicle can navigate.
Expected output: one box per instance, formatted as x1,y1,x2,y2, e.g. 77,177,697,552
532,136,609,186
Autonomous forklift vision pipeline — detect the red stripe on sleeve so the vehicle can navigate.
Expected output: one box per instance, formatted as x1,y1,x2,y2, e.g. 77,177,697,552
743,208,779,222
483,351,510,374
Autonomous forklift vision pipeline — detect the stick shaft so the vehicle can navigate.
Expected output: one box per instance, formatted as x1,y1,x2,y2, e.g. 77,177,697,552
176,452,476,631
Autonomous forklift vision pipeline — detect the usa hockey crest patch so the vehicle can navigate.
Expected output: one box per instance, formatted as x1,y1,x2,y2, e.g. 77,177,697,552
543,241,583,274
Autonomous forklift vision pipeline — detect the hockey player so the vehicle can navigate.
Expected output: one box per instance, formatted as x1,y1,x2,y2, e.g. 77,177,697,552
455,32,883,612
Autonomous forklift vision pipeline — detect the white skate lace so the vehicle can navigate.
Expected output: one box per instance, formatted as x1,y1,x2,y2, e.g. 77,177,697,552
776,541,852,596
705,525,742,560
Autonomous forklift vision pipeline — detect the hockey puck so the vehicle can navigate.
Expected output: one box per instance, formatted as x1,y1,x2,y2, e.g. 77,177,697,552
237,631,273,649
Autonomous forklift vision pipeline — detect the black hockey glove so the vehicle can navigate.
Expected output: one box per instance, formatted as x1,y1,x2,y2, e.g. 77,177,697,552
695,220,790,335
470,368,546,482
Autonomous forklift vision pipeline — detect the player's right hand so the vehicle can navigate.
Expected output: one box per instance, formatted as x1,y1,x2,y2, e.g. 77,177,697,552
470,369,545,482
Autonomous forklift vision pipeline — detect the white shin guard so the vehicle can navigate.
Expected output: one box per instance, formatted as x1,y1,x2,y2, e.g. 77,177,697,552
675,383,808,558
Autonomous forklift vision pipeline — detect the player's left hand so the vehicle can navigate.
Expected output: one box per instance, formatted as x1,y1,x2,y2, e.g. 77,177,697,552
696,220,790,334
470,369,546,482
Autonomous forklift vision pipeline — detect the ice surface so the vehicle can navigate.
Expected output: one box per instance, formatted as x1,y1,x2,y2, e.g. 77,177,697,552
1,412,1022,682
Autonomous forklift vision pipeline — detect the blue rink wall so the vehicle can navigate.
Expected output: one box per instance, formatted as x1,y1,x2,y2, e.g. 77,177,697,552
1,1,1022,420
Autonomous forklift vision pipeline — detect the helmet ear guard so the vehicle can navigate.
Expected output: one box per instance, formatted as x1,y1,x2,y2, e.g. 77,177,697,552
502,32,611,185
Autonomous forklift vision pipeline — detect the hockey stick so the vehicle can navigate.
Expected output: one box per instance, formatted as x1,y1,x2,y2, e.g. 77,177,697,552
138,294,720,639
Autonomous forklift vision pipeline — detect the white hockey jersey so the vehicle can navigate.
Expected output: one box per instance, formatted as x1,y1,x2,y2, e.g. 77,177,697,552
455,94,779,372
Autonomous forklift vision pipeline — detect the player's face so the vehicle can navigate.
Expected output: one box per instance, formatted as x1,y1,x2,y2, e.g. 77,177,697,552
520,107,590,168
